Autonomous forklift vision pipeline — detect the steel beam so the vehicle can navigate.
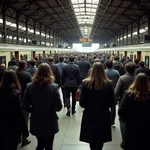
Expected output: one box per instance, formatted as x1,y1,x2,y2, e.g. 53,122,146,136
2,4,7,43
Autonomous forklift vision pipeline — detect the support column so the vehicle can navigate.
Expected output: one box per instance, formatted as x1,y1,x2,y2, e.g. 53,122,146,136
16,11,20,44
119,31,121,46
130,24,133,45
137,20,140,44
2,4,7,43
26,17,29,44
34,20,36,40
39,23,42,45
122,30,124,46
52,30,54,47
126,28,128,45
49,28,51,46
148,14,150,35
45,26,47,46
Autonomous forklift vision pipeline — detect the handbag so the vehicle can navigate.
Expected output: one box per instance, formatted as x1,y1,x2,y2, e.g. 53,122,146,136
75,88,81,101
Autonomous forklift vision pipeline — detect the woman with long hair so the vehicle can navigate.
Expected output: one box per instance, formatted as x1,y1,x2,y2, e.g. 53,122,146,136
119,73,150,150
0,70,29,150
23,63,62,150
79,62,115,150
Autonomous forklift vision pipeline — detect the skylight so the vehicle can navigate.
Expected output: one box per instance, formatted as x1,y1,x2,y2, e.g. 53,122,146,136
71,0,99,38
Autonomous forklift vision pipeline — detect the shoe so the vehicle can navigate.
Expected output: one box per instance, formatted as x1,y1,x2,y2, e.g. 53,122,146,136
22,139,31,147
120,142,125,149
111,122,115,128
72,110,76,114
66,110,70,116
64,104,67,107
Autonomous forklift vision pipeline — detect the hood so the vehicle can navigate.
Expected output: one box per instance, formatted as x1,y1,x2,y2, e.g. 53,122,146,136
113,61,123,68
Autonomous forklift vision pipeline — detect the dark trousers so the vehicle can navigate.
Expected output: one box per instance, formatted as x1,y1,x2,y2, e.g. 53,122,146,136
111,104,116,124
0,136,19,150
65,87,77,111
89,143,104,150
119,119,126,143
36,135,54,150
61,87,66,105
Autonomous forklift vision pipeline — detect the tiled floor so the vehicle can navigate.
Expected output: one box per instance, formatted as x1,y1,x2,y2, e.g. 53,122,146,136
18,93,122,150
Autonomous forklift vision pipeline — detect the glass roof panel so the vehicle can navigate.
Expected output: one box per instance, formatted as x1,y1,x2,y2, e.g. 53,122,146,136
71,0,99,38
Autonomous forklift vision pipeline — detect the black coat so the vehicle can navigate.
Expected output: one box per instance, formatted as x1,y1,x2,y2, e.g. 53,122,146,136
77,59,91,79
50,64,61,85
61,62,80,87
79,82,115,143
135,66,150,77
16,69,32,100
0,89,28,138
118,92,150,150
23,82,62,137
0,68,4,82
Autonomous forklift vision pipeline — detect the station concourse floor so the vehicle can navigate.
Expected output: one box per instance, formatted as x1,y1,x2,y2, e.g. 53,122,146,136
18,92,122,150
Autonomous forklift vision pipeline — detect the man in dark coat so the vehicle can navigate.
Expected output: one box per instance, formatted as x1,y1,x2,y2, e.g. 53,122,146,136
77,54,91,83
61,55,80,116
115,62,136,149
7,60,18,71
16,60,32,146
0,64,5,82
26,59,38,76
49,56,61,86
113,56,126,76
135,61,150,77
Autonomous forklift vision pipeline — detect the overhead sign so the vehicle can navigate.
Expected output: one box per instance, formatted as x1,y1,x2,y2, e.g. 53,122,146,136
80,38,92,42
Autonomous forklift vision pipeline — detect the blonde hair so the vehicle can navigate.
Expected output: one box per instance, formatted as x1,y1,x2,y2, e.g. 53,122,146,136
83,62,110,90
129,73,150,101
33,63,54,85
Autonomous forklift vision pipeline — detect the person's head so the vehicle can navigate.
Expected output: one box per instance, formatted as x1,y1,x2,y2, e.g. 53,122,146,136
59,56,64,62
94,58,101,63
69,55,74,62
33,63,54,85
139,61,145,67
84,62,109,90
0,64,5,70
105,60,113,69
134,59,139,65
30,59,36,67
114,56,119,61
49,56,54,64
81,55,85,59
18,60,27,70
125,62,135,74
10,60,17,66
129,73,150,101
0,70,21,91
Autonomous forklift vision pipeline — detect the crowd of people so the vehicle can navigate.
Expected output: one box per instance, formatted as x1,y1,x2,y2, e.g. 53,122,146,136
0,53,150,150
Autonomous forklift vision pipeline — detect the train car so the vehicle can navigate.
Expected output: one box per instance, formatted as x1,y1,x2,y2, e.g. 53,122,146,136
96,43,150,68
0,43,74,67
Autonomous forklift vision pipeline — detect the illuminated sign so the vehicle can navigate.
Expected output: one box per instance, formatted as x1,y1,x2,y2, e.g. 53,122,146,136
80,38,92,42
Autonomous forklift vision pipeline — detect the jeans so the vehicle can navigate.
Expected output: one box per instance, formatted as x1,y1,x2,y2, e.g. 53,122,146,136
64,87,77,112
111,104,116,124
36,135,54,150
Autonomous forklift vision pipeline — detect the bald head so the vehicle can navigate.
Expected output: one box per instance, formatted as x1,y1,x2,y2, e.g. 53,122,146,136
0,64,5,70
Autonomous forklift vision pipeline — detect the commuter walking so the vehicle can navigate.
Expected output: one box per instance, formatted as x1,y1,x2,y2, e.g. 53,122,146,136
26,59,38,76
119,73,150,150
79,62,115,150
23,63,62,150
57,56,67,106
115,62,136,149
105,60,120,126
16,60,32,146
0,63,5,82
49,56,61,86
0,70,29,150
135,61,150,77
61,55,80,116
77,54,91,83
